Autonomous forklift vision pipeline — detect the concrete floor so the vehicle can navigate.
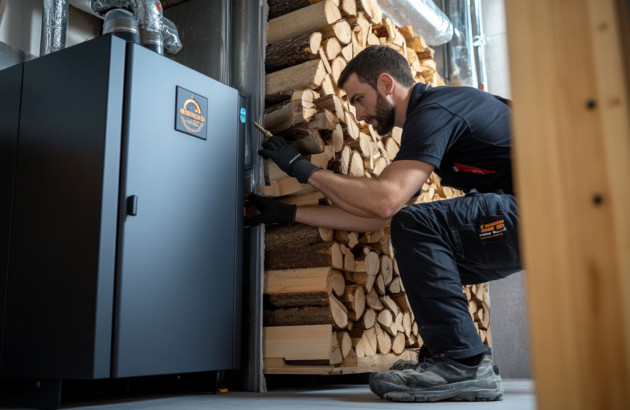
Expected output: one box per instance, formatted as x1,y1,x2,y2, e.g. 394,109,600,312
28,379,535,410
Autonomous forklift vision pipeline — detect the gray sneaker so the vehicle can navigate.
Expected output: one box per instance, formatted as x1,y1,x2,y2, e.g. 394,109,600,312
370,353,503,402
391,345,431,370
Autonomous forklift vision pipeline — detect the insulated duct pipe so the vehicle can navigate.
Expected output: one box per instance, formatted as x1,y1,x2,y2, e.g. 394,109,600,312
471,0,487,90
377,0,453,46
71,0,182,54
40,0,69,55
443,0,488,88
91,0,169,54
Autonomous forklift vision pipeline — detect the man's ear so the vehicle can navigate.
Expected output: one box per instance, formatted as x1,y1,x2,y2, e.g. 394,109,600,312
377,73,395,95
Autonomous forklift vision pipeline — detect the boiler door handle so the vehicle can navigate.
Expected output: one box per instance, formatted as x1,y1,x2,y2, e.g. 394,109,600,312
126,195,138,216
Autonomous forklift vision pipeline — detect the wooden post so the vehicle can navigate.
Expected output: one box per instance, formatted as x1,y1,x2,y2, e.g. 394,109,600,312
505,0,630,409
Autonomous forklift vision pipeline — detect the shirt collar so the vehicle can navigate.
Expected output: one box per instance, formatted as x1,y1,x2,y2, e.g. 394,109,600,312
405,82,431,118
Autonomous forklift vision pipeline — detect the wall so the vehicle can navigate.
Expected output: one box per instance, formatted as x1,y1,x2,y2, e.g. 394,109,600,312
0,0,99,58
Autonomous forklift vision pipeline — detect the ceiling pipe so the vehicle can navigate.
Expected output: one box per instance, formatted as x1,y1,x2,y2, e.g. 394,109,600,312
40,0,69,55
377,0,453,46
69,0,181,54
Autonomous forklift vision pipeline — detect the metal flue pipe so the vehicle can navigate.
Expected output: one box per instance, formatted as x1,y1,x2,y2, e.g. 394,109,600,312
40,0,69,55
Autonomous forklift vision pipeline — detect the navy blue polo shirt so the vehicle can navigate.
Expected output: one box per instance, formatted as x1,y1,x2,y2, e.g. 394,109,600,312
393,83,513,194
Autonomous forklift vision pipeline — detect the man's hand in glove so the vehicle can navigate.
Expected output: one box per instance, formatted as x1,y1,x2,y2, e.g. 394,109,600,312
244,194,297,227
258,135,319,184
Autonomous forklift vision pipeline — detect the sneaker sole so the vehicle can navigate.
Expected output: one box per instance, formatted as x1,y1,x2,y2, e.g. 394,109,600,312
378,376,504,402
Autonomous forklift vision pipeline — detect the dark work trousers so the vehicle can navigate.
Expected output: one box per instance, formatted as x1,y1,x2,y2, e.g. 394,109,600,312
390,191,521,360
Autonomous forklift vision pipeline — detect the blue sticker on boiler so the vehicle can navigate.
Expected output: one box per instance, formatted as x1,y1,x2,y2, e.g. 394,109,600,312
240,107,247,124
175,86,208,140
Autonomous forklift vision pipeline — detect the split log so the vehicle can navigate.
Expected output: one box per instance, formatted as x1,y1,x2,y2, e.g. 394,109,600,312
391,332,406,355
334,230,359,247
380,255,393,285
374,322,392,354
366,287,384,311
356,0,382,24
321,37,341,60
264,101,318,133
305,109,339,131
350,250,380,276
381,294,400,317
349,150,365,176
264,294,348,329
265,224,333,250
315,94,345,121
342,284,366,321
345,271,375,293
266,59,327,100
267,0,342,44
336,331,353,358
402,311,412,338
377,309,395,336
393,293,411,311
331,123,344,152
331,55,347,83
267,0,335,20
265,241,343,270
264,267,345,307
374,273,385,296
320,19,353,45
263,324,340,363
266,32,323,73
279,127,326,154
339,0,357,16
388,277,404,294
353,327,377,357
309,145,335,169
353,307,376,329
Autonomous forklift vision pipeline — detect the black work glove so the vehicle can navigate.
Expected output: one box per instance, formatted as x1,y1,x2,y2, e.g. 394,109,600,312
258,135,319,183
245,194,297,226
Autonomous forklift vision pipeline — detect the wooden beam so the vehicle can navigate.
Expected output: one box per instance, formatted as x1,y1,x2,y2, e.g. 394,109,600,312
505,0,630,409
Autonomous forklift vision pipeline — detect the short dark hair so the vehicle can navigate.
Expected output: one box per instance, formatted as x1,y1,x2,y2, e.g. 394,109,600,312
338,45,415,90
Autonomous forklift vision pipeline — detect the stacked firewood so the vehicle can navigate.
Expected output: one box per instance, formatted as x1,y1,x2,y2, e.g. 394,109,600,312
260,0,491,374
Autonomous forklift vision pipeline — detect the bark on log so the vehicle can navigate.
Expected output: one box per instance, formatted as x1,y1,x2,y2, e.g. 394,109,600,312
265,241,343,270
279,127,325,154
265,224,330,250
264,101,318,133
268,0,342,44
264,301,346,329
266,32,322,73
266,59,327,100
267,0,322,20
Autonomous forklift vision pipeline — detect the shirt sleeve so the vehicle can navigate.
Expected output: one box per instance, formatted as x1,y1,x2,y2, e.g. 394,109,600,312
393,104,469,170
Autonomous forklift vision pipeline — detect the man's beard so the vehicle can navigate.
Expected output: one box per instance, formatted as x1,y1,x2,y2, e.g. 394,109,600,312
368,93,396,135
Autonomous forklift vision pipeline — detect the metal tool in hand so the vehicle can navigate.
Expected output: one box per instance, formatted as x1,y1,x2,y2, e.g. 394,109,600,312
254,122,273,138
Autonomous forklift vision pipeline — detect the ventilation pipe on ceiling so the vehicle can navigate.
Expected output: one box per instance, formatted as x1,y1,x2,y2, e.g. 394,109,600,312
40,0,69,55
92,0,163,54
377,0,453,46
90,0,181,54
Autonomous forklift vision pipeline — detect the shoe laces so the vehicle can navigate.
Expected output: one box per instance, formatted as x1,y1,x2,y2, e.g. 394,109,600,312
416,353,447,371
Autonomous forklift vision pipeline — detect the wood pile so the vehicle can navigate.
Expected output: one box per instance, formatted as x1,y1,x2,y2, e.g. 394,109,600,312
260,0,492,375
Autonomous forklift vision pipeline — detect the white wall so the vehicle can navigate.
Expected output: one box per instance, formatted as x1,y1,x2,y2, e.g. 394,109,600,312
0,0,100,57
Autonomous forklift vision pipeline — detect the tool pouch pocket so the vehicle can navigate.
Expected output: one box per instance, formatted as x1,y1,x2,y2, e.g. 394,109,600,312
451,213,521,274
